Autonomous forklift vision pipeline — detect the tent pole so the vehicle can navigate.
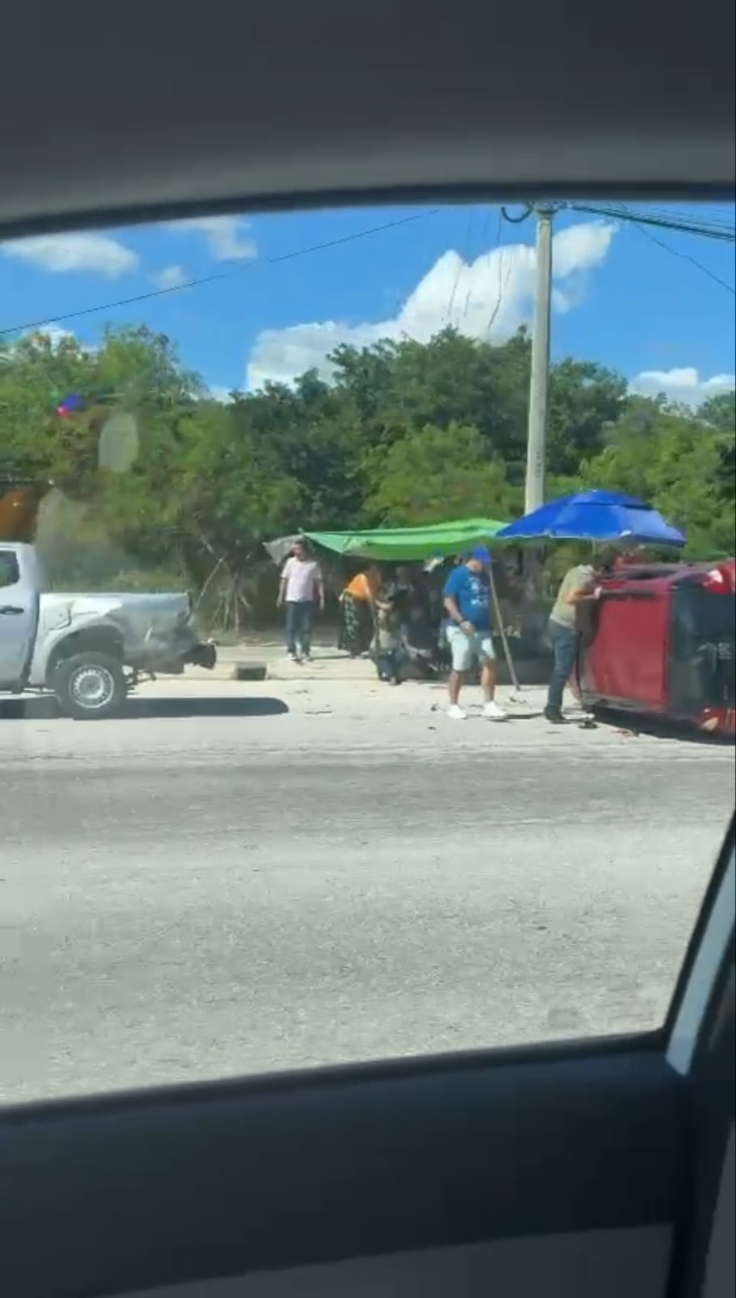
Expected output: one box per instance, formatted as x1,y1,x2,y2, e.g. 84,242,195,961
489,563,521,694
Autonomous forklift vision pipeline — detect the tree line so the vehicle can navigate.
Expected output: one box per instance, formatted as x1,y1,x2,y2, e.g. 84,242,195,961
1,324,733,625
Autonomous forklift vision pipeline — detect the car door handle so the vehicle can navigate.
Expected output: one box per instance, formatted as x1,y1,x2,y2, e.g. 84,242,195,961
0,605,24,615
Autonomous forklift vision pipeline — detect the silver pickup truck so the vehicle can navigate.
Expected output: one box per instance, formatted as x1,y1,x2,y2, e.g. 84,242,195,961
0,542,216,718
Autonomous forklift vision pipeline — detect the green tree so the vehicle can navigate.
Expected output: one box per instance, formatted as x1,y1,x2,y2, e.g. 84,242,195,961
698,391,735,504
3,320,733,614
0,331,98,486
547,359,627,475
332,328,532,474
579,403,735,558
366,421,521,525
699,390,735,432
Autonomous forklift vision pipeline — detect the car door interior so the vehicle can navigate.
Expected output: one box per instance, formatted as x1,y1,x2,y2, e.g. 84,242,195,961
1,823,733,1298
0,1041,687,1298
1,7,733,1297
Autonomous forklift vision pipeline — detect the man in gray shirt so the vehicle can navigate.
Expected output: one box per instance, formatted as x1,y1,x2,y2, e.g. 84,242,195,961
545,549,617,723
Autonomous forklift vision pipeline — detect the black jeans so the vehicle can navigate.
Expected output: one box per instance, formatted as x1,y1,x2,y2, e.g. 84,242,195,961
286,601,313,657
547,620,579,714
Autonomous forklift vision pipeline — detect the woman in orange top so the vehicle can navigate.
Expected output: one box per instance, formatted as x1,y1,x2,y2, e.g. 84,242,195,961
339,564,381,657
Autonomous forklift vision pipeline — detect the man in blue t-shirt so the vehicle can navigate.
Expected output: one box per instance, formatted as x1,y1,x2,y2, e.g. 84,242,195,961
442,547,507,721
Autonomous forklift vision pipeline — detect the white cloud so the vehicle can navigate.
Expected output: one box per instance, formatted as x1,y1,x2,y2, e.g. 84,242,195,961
629,367,735,407
550,222,614,278
25,324,76,349
169,216,256,261
19,325,96,356
3,232,138,277
207,385,238,404
246,220,615,389
152,264,188,290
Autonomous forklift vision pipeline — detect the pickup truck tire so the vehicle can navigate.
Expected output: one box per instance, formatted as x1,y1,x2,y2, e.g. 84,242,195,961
53,652,127,720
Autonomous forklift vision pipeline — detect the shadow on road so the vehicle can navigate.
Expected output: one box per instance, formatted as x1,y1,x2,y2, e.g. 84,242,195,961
594,707,734,747
125,697,290,719
0,697,290,721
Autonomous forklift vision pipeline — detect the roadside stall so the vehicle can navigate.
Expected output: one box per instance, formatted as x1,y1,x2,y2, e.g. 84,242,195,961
268,518,527,685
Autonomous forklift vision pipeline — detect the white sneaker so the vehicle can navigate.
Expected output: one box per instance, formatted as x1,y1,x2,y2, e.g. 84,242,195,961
447,704,468,721
483,700,508,721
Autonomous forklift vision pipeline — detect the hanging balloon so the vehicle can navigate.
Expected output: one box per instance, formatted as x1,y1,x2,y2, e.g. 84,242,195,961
56,393,86,418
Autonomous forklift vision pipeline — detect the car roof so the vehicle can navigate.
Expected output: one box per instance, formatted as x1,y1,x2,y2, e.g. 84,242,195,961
2,1,734,239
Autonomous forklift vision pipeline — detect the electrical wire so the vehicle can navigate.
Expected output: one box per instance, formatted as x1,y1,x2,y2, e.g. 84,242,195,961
570,202,735,243
484,208,510,338
5,198,732,340
596,201,735,296
0,209,440,339
627,221,734,297
500,204,533,225
626,205,735,236
459,208,490,323
444,208,473,326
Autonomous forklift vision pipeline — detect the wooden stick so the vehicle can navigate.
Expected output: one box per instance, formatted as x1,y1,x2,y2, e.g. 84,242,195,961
194,555,225,612
489,564,521,693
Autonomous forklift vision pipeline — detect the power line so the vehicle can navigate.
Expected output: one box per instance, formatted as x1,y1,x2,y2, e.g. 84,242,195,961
500,204,533,226
577,201,735,241
644,204,733,231
614,204,735,237
642,207,735,236
460,206,493,323
0,209,440,339
444,208,472,326
569,200,735,296
611,202,735,296
485,207,510,337
630,209,735,243
570,201,735,243
629,222,734,297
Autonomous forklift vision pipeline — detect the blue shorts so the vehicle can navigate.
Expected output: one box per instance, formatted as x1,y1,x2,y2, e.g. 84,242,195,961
446,624,495,672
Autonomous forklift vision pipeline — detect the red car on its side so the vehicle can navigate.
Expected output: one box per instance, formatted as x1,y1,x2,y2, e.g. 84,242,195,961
576,559,735,737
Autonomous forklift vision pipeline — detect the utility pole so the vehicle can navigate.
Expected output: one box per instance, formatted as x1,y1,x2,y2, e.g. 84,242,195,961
524,203,554,514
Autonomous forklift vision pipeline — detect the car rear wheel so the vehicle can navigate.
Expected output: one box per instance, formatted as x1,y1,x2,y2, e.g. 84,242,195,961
53,652,127,720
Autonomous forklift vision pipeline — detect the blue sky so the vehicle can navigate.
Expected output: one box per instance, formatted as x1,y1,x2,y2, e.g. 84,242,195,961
1,202,734,407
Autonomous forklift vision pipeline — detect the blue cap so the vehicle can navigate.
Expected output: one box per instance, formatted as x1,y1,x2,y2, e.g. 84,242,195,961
470,545,491,564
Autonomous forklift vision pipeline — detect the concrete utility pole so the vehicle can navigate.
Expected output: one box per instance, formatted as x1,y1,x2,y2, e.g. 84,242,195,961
524,203,554,514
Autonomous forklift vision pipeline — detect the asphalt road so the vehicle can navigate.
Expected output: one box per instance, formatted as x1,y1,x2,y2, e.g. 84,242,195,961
1,709,733,1103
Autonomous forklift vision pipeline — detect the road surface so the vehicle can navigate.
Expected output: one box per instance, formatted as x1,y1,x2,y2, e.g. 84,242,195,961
1,683,733,1102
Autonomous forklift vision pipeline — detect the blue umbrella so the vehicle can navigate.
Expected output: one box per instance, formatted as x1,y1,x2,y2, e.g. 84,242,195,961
497,489,685,547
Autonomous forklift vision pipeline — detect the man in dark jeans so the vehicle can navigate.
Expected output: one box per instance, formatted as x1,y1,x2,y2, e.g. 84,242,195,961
545,550,616,723
277,538,325,663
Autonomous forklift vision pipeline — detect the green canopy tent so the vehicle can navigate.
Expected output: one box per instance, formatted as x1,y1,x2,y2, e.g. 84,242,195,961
300,516,521,693
303,518,506,562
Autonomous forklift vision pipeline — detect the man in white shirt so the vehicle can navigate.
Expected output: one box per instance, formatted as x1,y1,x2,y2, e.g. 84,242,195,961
277,538,325,662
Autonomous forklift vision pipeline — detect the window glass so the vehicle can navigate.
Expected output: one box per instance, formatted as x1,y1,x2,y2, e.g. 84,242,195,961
1,200,734,1101
0,550,20,588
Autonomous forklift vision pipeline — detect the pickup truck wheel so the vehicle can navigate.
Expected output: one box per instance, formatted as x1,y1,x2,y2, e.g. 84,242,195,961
54,652,127,720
